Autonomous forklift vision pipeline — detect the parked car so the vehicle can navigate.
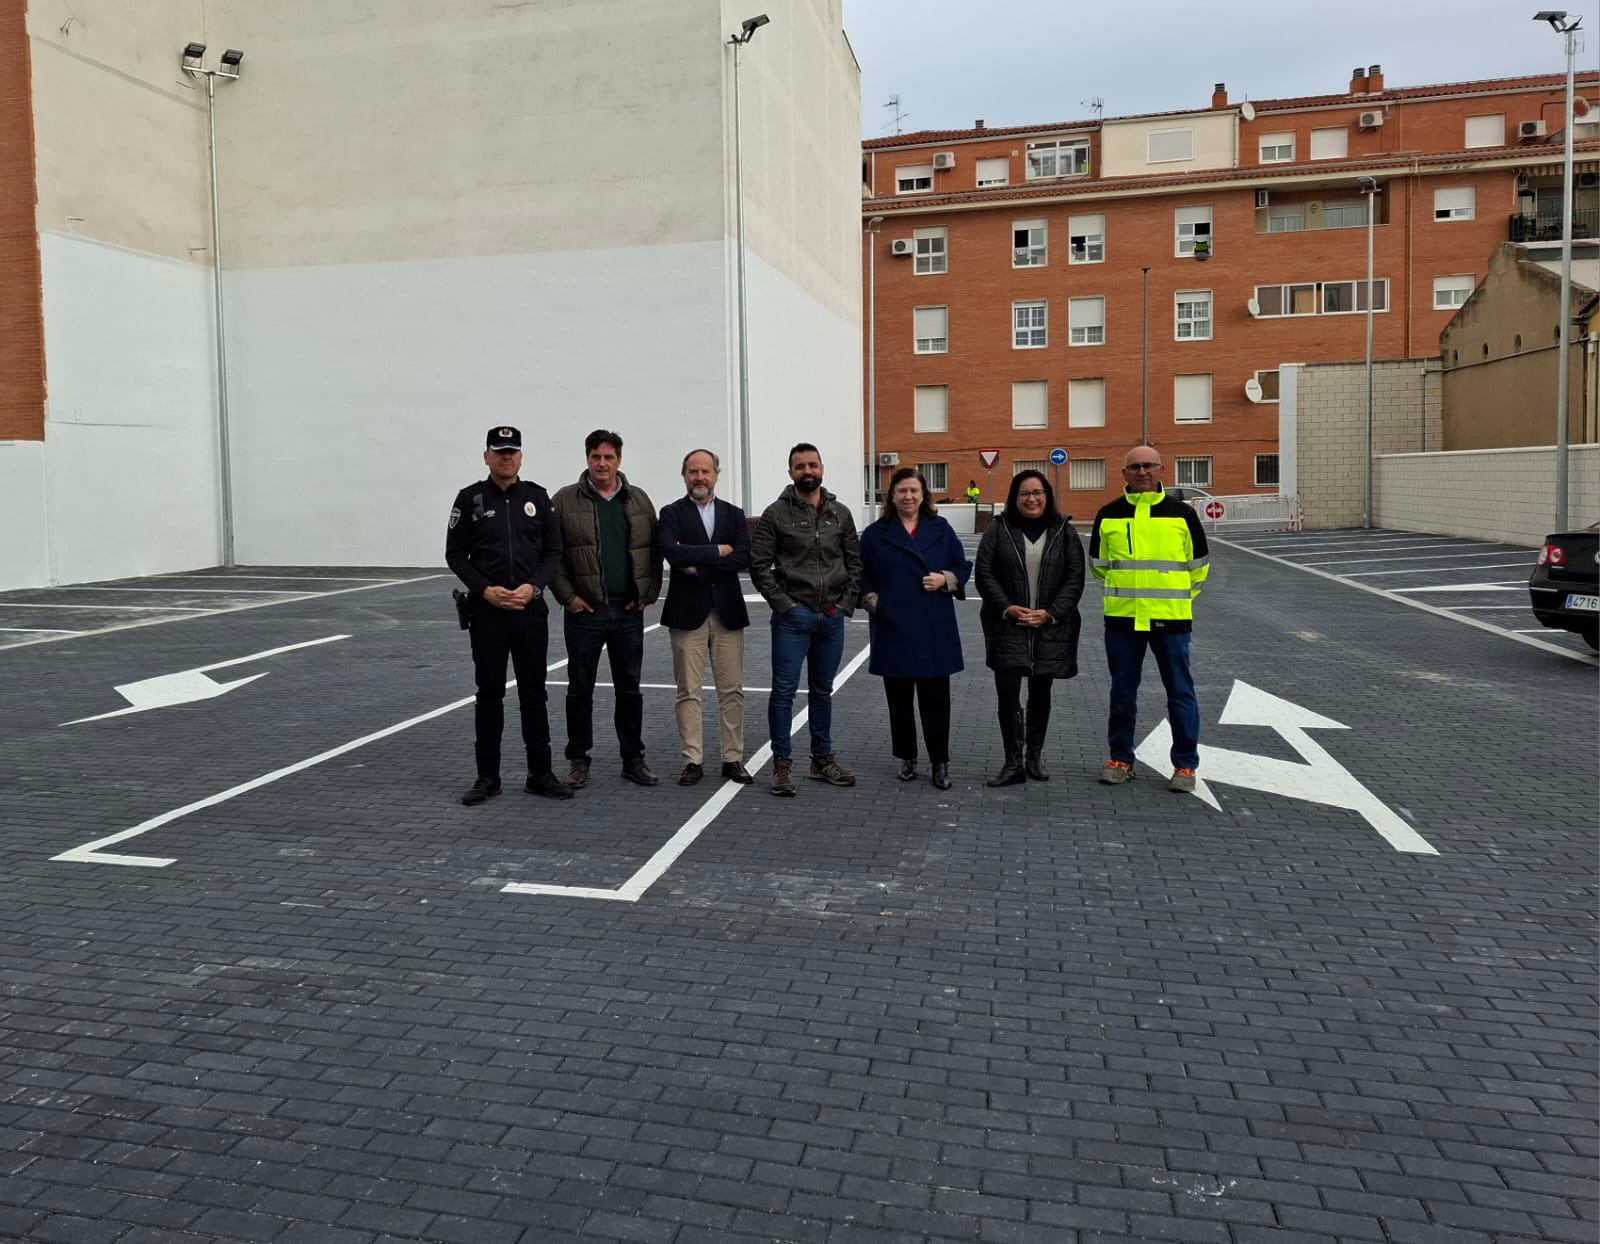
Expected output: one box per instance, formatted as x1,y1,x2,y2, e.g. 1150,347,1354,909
1164,486,1215,504
1528,523,1599,649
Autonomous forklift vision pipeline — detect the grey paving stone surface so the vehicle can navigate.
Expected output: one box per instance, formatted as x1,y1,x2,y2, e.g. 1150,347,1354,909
0,545,1594,1242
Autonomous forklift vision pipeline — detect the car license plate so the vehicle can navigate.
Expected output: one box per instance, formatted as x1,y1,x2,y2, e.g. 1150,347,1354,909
1564,594,1599,611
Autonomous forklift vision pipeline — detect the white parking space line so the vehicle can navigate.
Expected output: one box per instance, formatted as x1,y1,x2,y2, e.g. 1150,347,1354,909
1393,584,1521,593
503,643,875,903
1290,541,1488,556
0,626,80,634
154,573,404,582
1448,604,1544,610
1341,562,1534,578
58,586,317,595
1305,550,1534,567
0,602,212,612
549,681,799,693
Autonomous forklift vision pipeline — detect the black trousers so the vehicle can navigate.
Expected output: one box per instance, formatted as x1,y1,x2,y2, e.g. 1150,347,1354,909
883,676,952,764
994,670,1053,721
469,600,552,779
563,604,647,763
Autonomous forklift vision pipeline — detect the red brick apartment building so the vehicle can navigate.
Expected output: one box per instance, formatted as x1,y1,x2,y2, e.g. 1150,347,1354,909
861,67,1600,509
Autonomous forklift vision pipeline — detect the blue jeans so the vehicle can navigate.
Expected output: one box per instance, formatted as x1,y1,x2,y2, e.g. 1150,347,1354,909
768,605,845,762
1105,627,1200,770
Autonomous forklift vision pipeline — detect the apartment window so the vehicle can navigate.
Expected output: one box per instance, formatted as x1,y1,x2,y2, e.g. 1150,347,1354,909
1069,458,1106,490
1309,127,1348,160
1267,209,1305,232
1175,456,1212,487
1255,281,1386,316
975,157,1010,187
1012,381,1048,429
1254,454,1281,487
1320,280,1387,313
1174,374,1213,424
913,385,948,433
1068,296,1105,346
1434,274,1475,309
1175,290,1212,340
1254,369,1280,402
1175,206,1212,258
1255,283,1316,316
917,462,949,494
1013,220,1047,267
913,306,948,353
1068,378,1105,428
1025,138,1089,179
1259,132,1294,162
1068,213,1104,263
1434,187,1475,221
1148,128,1195,163
914,227,947,275
1013,300,1047,349
1013,459,1048,475
1322,201,1367,229
1464,114,1504,148
896,164,934,194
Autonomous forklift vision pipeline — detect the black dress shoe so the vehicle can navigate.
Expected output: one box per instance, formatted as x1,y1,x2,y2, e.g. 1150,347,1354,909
621,758,659,787
930,763,951,790
720,761,754,784
526,772,575,800
897,759,918,782
566,761,590,789
1024,749,1049,781
679,762,704,786
462,777,502,806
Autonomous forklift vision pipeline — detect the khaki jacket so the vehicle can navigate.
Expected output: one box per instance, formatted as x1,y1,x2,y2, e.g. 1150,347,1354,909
550,471,662,609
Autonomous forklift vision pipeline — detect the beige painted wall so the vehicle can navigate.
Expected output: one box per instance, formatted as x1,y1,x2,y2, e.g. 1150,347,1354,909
1376,444,1600,545
1099,112,1235,178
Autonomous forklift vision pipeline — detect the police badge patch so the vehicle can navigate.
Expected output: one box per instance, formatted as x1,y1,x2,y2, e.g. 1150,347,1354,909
448,507,460,529
524,501,537,517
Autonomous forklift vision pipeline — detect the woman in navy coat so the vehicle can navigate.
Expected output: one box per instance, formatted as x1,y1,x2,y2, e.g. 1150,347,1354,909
859,467,972,790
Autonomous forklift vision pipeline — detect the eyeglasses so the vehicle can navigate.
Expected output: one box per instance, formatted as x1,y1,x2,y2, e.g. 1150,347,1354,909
1125,462,1162,471
1016,490,1047,499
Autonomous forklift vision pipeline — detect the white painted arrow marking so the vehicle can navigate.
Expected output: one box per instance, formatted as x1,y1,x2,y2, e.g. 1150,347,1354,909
1136,679,1438,855
63,635,351,725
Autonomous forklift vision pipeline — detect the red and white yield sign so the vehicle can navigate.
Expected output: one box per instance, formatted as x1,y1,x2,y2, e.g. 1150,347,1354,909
978,450,1001,469
1204,500,1227,520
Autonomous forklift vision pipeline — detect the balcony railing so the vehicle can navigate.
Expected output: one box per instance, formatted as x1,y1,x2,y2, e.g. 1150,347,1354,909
1510,208,1598,243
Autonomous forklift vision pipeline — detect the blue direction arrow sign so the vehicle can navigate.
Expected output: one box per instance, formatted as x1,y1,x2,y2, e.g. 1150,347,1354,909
1049,448,1068,466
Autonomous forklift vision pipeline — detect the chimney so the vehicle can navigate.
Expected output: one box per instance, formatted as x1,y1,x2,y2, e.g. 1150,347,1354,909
974,119,985,129
1212,82,1228,109
1350,67,1368,95
1367,64,1384,94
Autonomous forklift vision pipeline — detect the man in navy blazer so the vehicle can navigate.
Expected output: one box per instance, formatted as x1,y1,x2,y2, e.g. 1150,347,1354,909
657,449,754,785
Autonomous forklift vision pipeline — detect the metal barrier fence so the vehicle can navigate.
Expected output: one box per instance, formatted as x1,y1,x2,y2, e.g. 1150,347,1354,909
1190,493,1302,533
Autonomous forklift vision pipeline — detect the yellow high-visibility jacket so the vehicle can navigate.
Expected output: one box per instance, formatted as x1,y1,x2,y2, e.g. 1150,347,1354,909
1089,489,1210,632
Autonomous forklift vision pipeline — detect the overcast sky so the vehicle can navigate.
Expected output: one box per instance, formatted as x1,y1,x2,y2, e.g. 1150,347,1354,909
841,0,1589,136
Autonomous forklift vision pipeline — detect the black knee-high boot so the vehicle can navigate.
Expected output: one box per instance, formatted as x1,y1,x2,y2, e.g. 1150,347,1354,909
987,709,1027,786
1024,696,1051,781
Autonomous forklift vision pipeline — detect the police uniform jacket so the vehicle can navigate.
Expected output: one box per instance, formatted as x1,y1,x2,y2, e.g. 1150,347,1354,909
445,477,563,599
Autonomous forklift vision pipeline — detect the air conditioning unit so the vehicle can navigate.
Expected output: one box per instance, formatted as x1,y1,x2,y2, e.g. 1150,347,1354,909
1358,110,1384,129
877,452,900,467
889,238,914,256
932,152,956,170
1255,189,1270,208
1518,119,1547,139
1579,172,1600,189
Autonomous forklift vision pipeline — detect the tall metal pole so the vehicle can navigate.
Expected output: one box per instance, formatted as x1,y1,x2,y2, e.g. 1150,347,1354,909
205,73,236,567
1553,17,1579,531
1140,266,1150,445
865,222,879,510
1360,177,1377,529
730,37,753,512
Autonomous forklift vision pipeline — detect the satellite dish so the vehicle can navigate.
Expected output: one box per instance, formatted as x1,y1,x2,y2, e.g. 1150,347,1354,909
1246,297,1261,318
1239,101,1256,121
1244,378,1263,404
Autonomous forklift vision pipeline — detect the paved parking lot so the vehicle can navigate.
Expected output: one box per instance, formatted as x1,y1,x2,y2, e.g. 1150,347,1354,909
0,543,1594,1243
1218,528,1596,659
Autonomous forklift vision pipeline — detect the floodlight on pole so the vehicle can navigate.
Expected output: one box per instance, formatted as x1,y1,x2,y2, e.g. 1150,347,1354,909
1358,176,1379,529
865,216,883,510
728,14,770,510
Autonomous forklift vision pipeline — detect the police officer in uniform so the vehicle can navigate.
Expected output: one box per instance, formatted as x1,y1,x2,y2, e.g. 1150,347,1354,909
446,426,575,805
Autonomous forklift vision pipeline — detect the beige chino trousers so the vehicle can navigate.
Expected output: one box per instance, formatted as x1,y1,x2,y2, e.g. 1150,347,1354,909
668,612,745,765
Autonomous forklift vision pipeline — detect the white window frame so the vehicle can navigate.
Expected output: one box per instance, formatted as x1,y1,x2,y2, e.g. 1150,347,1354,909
1013,300,1047,349
914,227,947,276
1025,138,1089,180
1173,374,1213,425
913,385,948,433
1434,187,1475,221
1464,114,1504,148
1254,454,1280,488
1013,220,1047,267
1253,369,1280,403
1068,296,1105,347
1259,132,1294,163
917,462,949,494
1322,201,1368,230
913,306,948,354
1175,290,1212,340
1175,456,1212,488
1254,281,1387,317
1434,274,1474,309
975,157,1010,188
1175,206,1212,258
1068,378,1106,429
1011,381,1049,430
1013,459,1049,476
1266,209,1305,233
1254,283,1317,317
1319,279,1388,314
1068,214,1104,264
1148,128,1195,163
896,164,934,195
1309,127,1348,160
1068,458,1106,490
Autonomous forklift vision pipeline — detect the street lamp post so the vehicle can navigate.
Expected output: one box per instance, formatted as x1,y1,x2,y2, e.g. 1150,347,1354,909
728,14,769,513
1140,266,1150,445
182,42,243,567
1535,9,1582,531
1358,176,1379,529
864,216,883,511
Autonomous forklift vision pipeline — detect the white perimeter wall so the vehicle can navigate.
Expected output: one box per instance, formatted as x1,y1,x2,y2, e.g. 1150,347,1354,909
1376,445,1600,546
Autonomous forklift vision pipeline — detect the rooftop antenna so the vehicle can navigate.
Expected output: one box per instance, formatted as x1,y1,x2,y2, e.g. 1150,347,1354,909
1081,96,1104,120
883,94,909,133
